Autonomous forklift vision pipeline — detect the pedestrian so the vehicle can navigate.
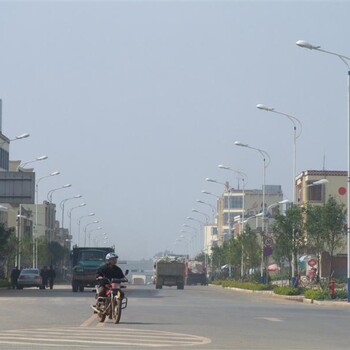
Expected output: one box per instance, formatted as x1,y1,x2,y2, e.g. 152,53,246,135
48,266,56,289
10,266,20,289
40,266,49,289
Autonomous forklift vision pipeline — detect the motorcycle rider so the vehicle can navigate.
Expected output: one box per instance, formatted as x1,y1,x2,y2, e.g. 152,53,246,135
96,253,128,298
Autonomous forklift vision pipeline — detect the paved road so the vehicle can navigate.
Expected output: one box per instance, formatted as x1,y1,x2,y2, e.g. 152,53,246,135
0,284,349,349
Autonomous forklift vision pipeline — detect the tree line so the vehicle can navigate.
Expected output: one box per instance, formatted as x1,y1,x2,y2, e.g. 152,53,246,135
209,196,347,282
0,225,70,279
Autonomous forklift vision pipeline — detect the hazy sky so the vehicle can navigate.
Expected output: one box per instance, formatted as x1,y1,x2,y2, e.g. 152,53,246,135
1,1,349,260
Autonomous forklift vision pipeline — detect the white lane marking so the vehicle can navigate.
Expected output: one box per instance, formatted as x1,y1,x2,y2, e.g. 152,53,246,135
0,327,211,348
256,317,283,322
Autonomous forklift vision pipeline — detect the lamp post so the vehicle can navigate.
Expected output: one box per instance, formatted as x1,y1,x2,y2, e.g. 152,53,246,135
257,104,302,204
235,141,271,281
218,165,248,234
88,226,102,246
47,184,72,203
78,213,95,246
60,195,82,229
34,171,60,268
218,165,248,277
296,39,350,301
180,229,195,257
186,216,205,256
182,224,198,257
17,155,48,171
196,200,216,223
68,203,87,246
0,132,30,147
191,209,210,224
84,220,100,246
93,232,108,247
206,178,233,242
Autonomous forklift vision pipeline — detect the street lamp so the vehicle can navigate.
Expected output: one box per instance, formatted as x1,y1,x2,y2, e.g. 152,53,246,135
88,226,102,246
257,104,302,204
46,184,72,244
191,209,210,224
34,171,60,268
47,184,72,203
93,232,108,247
201,190,220,198
206,177,233,241
297,39,350,301
218,165,248,233
0,132,30,147
187,216,205,254
219,165,248,277
235,141,271,282
78,213,95,246
84,220,100,246
68,203,87,245
17,155,48,171
196,199,216,223
60,195,82,229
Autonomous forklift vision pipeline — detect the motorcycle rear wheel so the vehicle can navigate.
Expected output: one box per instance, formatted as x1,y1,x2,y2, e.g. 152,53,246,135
112,297,122,324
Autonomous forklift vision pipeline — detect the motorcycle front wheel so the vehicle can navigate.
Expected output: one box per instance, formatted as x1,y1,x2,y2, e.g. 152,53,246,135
112,297,122,324
97,300,107,323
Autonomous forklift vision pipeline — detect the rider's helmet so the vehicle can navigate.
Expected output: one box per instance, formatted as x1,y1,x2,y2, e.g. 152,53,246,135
105,252,119,262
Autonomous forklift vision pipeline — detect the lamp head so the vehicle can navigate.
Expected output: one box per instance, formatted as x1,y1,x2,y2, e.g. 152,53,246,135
16,133,30,139
256,104,274,111
218,164,230,170
50,171,60,176
296,40,320,50
205,178,216,183
37,155,48,160
234,141,248,147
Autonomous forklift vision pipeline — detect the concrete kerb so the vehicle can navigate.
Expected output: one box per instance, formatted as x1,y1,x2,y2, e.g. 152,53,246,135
209,284,350,307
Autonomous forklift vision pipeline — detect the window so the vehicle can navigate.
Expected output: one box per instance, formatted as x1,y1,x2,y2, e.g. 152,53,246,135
308,184,324,202
224,195,243,209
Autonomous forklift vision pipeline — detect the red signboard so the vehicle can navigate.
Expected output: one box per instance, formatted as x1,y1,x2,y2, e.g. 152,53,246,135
308,259,317,267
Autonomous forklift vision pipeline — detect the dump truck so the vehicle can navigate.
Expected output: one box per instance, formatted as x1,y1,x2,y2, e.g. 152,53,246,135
71,246,114,292
154,256,186,290
186,260,207,285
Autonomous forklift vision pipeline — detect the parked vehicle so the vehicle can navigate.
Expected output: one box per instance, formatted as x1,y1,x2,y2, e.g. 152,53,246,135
17,268,43,289
91,270,129,324
71,247,114,292
154,256,186,290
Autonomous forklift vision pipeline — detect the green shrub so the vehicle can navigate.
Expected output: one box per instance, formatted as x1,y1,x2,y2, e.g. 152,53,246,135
304,289,330,300
211,279,272,291
334,289,347,299
273,286,302,295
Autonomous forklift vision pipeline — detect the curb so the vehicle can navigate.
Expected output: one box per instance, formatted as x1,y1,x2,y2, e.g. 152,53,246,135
209,284,350,307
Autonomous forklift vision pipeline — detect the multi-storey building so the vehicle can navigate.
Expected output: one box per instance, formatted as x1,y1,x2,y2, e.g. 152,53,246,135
214,183,283,245
296,170,347,207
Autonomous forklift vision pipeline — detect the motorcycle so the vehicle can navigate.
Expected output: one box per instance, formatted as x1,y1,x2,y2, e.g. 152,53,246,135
91,270,129,324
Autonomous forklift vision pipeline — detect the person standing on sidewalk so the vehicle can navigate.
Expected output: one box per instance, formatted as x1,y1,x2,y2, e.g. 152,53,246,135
48,266,56,289
10,266,20,289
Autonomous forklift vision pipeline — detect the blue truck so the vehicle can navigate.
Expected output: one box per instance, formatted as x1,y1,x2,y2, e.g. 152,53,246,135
71,247,114,292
